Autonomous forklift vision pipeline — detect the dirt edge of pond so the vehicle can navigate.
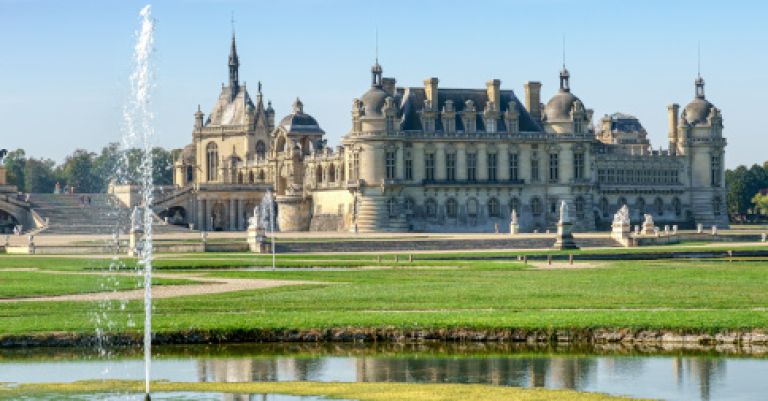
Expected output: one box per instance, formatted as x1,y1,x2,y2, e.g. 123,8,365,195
2,327,767,348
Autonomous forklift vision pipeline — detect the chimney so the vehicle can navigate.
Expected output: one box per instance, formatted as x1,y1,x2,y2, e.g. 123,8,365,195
667,103,679,153
424,77,439,112
382,77,396,95
524,81,542,121
486,79,501,110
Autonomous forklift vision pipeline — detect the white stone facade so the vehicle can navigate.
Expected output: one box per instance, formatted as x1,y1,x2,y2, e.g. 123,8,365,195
157,37,728,233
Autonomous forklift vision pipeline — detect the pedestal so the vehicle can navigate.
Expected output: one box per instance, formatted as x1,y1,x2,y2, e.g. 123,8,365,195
641,222,655,236
129,228,143,257
553,222,579,250
510,223,519,235
247,227,270,253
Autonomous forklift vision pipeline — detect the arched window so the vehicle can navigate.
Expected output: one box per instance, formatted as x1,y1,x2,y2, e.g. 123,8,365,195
488,198,500,218
248,171,254,183
315,165,323,184
654,197,664,215
258,170,265,181
276,136,286,153
713,196,722,216
255,140,266,160
387,198,398,218
425,198,437,218
672,197,682,217
467,198,478,217
237,172,243,184
446,198,458,218
637,198,646,215
404,198,415,214
338,164,344,182
510,197,520,214
206,142,218,182
531,197,542,217
329,163,336,182
599,197,609,218
575,196,585,218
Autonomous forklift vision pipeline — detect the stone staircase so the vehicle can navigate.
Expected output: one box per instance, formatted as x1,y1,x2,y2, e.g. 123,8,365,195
356,194,408,233
29,193,189,235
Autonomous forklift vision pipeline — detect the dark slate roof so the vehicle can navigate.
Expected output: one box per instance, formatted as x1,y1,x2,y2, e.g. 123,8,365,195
393,87,542,132
608,113,644,132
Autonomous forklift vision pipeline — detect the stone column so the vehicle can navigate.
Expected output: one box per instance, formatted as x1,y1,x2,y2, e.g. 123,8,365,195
229,198,237,231
478,143,488,180
456,143,466,180
204,199,211,231
435,143,446,180
237,199,245,231
498,144,509,180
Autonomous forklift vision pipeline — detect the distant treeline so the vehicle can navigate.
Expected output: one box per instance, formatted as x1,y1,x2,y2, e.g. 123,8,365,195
727,162,768,221
2,143,175,193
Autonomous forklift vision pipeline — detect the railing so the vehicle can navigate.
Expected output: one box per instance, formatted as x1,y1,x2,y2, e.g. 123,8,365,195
421,178,525,185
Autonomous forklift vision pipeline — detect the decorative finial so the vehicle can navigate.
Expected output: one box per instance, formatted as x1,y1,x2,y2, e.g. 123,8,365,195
562,33,566,69
375,27,379,65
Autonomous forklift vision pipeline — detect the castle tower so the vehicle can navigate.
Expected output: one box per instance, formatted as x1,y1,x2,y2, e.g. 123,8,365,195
679,75,728,227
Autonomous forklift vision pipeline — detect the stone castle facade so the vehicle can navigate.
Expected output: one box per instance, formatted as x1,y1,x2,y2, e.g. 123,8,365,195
156,36,728,232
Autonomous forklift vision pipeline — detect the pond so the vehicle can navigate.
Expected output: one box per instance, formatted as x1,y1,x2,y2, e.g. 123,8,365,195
2,343,767,401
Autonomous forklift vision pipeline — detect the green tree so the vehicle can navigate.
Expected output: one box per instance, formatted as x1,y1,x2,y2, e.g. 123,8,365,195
753,193,768,216
2,149,27,191
61,149,99,193
23,158,58,193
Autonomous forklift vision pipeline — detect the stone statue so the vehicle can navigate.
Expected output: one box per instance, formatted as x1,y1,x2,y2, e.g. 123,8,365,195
510,209,518,225
130,206,142,231
612,205,630,226
509,209,519,235
643,213,654,226
249,207,261,230
559,201,569,224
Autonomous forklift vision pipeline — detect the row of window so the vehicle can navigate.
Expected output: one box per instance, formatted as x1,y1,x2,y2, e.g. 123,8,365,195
387,151,585,183
385,196,587,219
204,142,268,182
597,168,681,185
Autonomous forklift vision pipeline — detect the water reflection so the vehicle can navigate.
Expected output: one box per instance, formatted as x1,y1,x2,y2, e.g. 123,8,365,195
1,343,764,401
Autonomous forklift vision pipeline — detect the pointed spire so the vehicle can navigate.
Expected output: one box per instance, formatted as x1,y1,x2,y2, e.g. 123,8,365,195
559,34,570,91
695,43,705,99
370,29,383,87
228,33,240,97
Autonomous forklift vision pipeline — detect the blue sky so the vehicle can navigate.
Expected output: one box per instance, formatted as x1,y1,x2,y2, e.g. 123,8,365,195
0,0,765,168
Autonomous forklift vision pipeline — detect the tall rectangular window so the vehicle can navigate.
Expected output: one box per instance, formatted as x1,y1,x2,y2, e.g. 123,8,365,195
711,155,721,187
574,153,584,180
405,158,413,181
509,153,519,181
487,153,497,181
385,151,396,180
531,158,540,182
351,153,360,181
467,153,477,182
549,153,559,182
425,153,435,181
446,153,456,181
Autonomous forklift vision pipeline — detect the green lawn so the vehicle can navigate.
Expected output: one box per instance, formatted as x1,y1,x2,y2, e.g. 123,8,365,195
0,271,192,298
0,380,651,401
0,255,767,336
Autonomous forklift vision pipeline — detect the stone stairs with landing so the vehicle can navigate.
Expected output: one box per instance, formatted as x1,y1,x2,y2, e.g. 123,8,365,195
29,193,189,235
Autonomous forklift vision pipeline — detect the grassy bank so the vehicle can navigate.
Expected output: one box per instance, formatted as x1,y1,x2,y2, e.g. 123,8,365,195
0,380,653,401
0,255,767,338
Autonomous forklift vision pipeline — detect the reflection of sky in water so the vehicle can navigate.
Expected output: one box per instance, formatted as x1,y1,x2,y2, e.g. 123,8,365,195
2,355,768,401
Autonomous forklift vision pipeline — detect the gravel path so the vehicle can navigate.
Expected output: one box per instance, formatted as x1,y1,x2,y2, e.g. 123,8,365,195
0,269,318,303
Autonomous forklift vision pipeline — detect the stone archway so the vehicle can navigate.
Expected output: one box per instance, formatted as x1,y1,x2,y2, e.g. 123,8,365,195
0,208,20,234
159,206,188,226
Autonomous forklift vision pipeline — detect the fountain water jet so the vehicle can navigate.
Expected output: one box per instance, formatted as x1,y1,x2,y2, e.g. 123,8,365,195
260,190,276,269
121,4,156,400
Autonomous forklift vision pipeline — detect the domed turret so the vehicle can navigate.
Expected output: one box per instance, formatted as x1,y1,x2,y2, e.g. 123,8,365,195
682,76,715,126
544,67,581,122
278,98,324,134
